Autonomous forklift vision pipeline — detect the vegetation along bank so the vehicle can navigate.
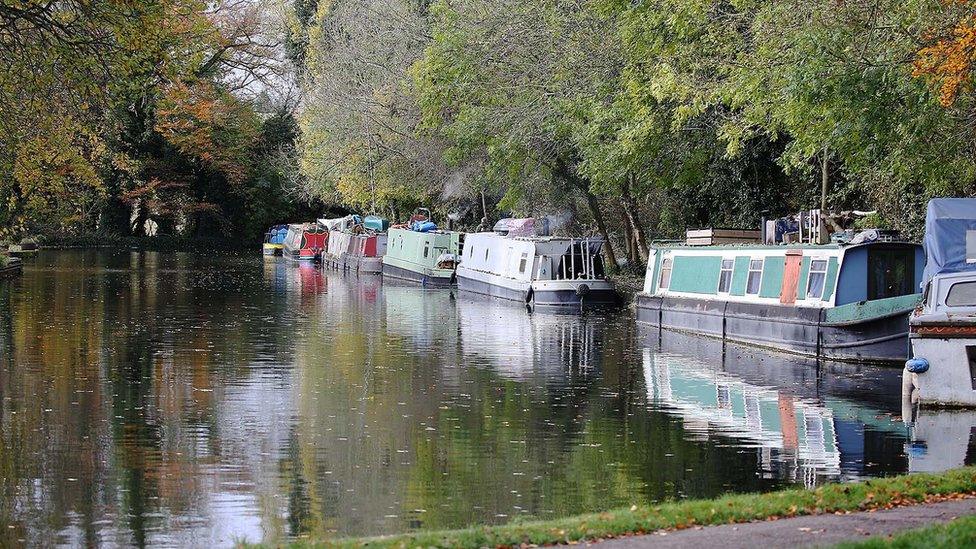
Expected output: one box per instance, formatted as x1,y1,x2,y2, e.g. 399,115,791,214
7,0,976,263
239,467,976,548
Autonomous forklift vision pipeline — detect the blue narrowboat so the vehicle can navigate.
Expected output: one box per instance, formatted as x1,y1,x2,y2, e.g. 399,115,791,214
263,224,289,256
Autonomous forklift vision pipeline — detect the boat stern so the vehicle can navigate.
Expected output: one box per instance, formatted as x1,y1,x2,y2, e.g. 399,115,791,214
530,279,618,309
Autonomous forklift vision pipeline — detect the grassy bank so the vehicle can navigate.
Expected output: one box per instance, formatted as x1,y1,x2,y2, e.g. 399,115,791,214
838,513,976,548
250,468,976,548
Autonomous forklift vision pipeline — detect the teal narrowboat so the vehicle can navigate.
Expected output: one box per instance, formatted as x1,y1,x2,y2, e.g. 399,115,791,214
636,235,924,364
382,223,461,287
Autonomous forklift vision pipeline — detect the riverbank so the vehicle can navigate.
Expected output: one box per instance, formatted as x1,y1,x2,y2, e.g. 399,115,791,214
18,235,250,252
0,256,22,278
249,468,976,548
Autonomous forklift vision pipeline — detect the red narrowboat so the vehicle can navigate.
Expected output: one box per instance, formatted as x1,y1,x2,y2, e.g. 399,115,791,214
282,223,328,262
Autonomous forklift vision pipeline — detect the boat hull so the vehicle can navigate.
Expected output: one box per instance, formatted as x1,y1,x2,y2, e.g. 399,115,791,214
636,294,912,364
457,270,616,311
907,333,976,406
324,253,383,274
263,243,283,256
381,262,454,287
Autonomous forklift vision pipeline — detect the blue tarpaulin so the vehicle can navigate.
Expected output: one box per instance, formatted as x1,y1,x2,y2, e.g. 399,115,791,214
922,198,976,285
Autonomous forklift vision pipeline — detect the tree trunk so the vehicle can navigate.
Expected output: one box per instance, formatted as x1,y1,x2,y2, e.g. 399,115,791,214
622,215,636,265
621,174,649,263
553,159,619,270
584,190,618,269
131,202,148,236
820,147,829,213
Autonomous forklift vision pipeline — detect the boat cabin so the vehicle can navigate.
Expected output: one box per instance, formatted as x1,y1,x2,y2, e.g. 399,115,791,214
283,223,328,261
643,240,923,310
461,233,607,284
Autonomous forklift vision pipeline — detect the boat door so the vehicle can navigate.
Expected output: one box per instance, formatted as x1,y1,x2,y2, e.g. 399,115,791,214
780,251,803,304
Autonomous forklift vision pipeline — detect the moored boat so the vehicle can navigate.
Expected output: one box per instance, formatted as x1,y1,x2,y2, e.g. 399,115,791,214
454,218,617,311
322,215,389,274
282,222,328,262
636,233,924,363
263,224,289,256
382,210,461,286
904,199,976,406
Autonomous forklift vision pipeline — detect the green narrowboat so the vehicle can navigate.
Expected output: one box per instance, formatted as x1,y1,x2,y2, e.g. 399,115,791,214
382,224,462,287
636,235,925,364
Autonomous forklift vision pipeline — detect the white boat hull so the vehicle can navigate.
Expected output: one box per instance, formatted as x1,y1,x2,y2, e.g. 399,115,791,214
907,336,976,406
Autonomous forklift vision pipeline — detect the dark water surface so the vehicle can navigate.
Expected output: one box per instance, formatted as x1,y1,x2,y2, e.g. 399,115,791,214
0,251,967,547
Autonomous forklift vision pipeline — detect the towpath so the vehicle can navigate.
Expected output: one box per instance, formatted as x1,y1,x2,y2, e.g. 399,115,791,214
586,498,976,548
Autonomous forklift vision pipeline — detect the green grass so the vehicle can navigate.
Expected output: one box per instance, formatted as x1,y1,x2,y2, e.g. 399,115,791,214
244,468,976,548
836,513,976,548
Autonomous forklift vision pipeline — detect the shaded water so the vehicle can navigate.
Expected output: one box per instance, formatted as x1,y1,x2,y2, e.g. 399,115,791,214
0,251,967,546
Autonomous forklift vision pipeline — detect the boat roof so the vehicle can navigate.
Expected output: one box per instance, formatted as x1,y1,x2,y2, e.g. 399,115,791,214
651,239,919,252
922,198,976,283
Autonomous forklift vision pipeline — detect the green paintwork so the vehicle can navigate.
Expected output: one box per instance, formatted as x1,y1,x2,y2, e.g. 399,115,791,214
649,251,662,294
823,293,921,324
383,227,461,278
669,256,722,294
758,256,785,298
796,257,811,300
651,243,842,251
730,256,750,296
822,257,840,301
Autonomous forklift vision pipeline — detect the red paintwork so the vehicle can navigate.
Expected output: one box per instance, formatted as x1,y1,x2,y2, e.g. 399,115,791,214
293,225,328,260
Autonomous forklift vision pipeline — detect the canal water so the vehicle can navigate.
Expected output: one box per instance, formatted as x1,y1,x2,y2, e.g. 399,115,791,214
0,251,970,546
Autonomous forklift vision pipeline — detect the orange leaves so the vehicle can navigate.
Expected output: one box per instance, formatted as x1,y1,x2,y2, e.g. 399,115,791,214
154,80,260,185
914,1,976,106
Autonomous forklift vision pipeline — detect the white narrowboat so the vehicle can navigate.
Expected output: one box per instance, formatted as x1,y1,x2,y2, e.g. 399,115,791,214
454,218,617,311
636,233,925,363
904,199,976,406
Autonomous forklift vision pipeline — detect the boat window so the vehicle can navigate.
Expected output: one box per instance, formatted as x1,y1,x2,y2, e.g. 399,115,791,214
659,258,673,290
868,247,915,300
485,248,489,262
718,259,734,293
946,281,976,307
469,246,474,258
519,252,528,273
746,259,763,295
424,245,429,258
806,259,828,299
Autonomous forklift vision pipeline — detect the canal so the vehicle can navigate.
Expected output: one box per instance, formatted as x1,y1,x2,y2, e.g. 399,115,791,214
0,251,967,546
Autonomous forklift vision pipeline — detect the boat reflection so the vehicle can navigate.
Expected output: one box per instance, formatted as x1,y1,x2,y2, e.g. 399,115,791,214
382,283,458,349
641,328,907,485
903,406,976,473
456,293,600,384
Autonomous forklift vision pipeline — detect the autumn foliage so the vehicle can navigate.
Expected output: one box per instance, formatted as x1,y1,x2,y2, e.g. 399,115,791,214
914,1,976,106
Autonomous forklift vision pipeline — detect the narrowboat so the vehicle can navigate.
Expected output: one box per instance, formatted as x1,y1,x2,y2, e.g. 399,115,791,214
904,199,976,406
323,215,389,274
282,222,328,262
263,224,289,256
454,218,617,311
636,233,925,363
382,210,462,286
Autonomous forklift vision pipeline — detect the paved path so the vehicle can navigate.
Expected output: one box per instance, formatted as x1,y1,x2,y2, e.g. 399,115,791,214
587,498,976,548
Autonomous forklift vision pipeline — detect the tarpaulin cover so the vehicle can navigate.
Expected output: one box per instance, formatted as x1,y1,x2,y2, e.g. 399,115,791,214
922,198,976,284
492,218,550,237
